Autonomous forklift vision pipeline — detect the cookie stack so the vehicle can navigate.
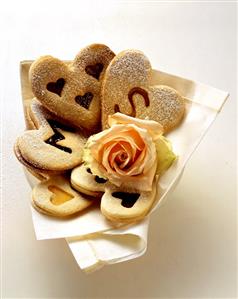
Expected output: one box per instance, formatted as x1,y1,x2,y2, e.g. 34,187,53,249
14,43,185,223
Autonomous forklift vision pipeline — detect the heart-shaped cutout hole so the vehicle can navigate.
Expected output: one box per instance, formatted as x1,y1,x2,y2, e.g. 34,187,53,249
48,185,74,205
85,63,104,80
112,192,140,208
47,78,65,96
75,92,93,109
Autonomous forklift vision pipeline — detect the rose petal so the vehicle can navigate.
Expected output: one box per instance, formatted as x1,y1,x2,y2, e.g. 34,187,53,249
108,112,164,139
102,128,145,151
108,143,123,168
119,141,136,161
102,142,120,174
118,153,131,169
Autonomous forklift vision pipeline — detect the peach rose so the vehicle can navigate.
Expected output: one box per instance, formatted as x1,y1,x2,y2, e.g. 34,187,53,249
83,113,164,191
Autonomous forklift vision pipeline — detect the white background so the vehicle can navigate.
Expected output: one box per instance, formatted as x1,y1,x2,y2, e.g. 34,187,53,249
1,1,237,298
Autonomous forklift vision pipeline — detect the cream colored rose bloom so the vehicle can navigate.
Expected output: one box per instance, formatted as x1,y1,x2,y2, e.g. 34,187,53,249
83,113,164,191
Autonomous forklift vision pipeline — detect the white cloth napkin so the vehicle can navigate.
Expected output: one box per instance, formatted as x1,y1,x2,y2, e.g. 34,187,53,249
66,217,149,273
24,68,228,273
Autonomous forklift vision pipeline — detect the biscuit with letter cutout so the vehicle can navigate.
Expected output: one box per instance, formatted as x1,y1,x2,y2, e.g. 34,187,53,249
15,99,86,173
14,141,52,179
101,50,185,132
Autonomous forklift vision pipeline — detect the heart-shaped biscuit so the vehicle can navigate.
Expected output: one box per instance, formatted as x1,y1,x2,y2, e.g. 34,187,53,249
15,99,86,173
30,44,115,132
32,175,95,217
101,50,185,132
100,179,157,223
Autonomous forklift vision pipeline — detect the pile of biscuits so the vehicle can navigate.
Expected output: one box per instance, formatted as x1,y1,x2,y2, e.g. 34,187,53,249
14,44,185,223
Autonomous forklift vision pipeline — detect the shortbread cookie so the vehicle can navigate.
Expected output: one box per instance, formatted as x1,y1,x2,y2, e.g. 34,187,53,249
101,50,185,132
31,199,55,216
30,44,115,132
15,99,86,172
20,61,35,130
101,179,157,223
25,165,49,181
25,103,37,130
71,164,109,197
14,141,55,178
32,175,94,217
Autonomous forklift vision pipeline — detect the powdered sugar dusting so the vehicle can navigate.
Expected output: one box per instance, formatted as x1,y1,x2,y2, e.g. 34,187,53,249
101,50,185,132
30,44,115,132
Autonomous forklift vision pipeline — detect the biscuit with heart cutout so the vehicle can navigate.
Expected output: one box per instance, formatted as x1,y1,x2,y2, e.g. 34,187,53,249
32,175,95,217
71,164,109,197
101,50,185,132
100,178,158,223
31,198,55,216
30,44,115,133
15,99,86,173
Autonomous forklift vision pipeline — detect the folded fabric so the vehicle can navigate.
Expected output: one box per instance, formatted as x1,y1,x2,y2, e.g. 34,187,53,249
66,217,149,273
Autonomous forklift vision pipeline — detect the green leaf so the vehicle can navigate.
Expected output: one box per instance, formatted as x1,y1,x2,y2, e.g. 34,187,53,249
155,136,177,175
